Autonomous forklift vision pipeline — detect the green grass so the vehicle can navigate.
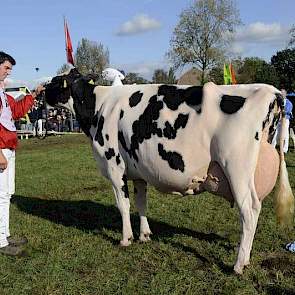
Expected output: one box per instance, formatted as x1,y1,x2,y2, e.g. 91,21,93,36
0,134,294,295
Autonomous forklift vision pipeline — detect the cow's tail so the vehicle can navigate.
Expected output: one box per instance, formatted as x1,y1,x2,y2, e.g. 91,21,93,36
290,128,295,150
274,112,295,226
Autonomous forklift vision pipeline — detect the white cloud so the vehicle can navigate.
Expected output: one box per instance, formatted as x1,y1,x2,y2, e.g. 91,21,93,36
235,22,289,44
116,14,161,36
5,76,52,89
229,22,291,59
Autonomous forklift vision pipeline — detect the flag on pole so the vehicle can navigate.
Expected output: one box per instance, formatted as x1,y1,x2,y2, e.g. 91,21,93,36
64,17,74,66
230,63,237,84
223,64,232,85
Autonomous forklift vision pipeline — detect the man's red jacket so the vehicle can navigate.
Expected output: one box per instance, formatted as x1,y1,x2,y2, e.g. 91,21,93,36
0,93,34,150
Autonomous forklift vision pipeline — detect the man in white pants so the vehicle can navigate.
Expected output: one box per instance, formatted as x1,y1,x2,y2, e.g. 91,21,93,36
0,51,43,256
271,89,293,153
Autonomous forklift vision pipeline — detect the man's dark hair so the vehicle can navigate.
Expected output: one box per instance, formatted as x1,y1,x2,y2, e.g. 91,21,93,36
0,51,16,66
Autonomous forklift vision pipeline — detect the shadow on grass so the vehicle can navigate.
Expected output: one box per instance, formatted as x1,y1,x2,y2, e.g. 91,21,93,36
262,285,295,295
12,194,235,274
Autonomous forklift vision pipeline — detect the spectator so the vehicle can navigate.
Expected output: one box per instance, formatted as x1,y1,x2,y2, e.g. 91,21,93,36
271,89,293,153
28,100,43,136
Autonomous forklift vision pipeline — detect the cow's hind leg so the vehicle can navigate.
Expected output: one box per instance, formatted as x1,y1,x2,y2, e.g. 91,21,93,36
133,180,152,242
109,170,133,246
224,162,261,274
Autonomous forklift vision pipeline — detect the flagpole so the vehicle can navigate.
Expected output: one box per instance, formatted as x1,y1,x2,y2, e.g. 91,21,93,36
63,16,67,59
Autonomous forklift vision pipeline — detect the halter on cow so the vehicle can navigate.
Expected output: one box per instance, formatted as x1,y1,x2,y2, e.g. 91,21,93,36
44,68,294,274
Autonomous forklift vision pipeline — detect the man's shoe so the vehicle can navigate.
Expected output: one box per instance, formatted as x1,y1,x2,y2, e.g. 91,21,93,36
0,244,26,257
7,236,28,246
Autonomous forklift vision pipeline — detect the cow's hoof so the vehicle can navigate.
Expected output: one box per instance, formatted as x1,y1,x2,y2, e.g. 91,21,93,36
139,233,151,242
120,239,132,247
233,265,244,275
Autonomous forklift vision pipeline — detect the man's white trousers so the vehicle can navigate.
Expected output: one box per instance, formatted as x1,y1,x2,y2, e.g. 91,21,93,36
0,149,15,247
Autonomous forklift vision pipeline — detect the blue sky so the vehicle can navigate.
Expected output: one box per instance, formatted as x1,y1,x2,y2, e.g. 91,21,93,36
1,0,294,87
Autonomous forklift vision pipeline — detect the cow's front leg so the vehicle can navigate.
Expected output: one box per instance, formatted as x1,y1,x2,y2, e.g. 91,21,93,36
111,174,133,246
133,180,152,242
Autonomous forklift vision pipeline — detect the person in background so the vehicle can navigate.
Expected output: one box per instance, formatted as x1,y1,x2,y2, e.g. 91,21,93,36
0,51,44,256
28,99,43,136
271,89,293,153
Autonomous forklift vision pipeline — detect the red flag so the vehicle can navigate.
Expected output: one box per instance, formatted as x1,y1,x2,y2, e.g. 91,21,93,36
64,18,74,66
230,63,237,84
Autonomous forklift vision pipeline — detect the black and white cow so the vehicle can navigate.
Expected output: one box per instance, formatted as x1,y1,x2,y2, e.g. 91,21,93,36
44,68,294,274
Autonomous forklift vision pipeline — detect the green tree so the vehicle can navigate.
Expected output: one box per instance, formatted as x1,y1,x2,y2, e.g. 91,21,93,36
56,63,71,75
152,68,176,84
168,0,241,85
152,69,168,83
208,57,278,86
167,68,177,84
289,25,295,48
124,73,150,84
238,57,278,85
271,49,295,91
208,66,223,84
75,38,109,83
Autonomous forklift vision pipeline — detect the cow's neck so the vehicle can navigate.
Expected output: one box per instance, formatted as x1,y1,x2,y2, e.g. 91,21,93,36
71,80,96,136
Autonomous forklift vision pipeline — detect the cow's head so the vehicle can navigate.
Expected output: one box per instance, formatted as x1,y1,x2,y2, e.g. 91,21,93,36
44,68,82,114
45,67,97,136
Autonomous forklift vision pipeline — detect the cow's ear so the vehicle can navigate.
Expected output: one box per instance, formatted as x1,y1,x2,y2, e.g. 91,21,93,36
63,79,67,88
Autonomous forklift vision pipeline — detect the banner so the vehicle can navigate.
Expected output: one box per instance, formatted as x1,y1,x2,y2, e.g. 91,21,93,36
230,63,237,84
223,64,232,85
64,18,74,66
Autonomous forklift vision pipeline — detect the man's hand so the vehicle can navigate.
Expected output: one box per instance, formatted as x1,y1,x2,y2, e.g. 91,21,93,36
0,150,8,171
32,85,45,99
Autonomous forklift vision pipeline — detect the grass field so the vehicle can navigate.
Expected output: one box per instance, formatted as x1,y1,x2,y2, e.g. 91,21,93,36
0,134,294,295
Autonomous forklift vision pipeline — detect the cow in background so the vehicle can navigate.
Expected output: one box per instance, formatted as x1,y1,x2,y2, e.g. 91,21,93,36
44,68,294,274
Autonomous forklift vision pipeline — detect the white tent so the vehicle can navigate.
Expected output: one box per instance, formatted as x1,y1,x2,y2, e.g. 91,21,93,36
4,86,31,101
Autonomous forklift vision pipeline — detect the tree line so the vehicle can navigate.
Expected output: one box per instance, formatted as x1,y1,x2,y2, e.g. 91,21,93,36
57,0,295,91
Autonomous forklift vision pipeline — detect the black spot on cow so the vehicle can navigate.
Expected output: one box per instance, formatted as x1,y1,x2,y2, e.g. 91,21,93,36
163,113,189,139
118,131,132,158
120,110,124,120
121,175,129,198
129,95,164,161
105,134,109,141
220,95,246,114
268,115,280,143
116,154,121,165
163,122,174,139
105,148,115,160
255,132,259,141
129,91,143,107
158,143,185,172
92,112,99,127
158,85,203,113
263,100,276,130
94,115,105,146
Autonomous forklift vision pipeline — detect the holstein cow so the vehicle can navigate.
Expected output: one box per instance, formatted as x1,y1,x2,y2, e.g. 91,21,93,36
44,68,294,274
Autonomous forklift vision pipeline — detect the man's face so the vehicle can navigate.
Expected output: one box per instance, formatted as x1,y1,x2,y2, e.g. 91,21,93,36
0,61,13,81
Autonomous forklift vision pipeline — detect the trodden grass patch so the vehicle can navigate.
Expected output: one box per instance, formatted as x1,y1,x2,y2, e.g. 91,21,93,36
0,134,294,294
